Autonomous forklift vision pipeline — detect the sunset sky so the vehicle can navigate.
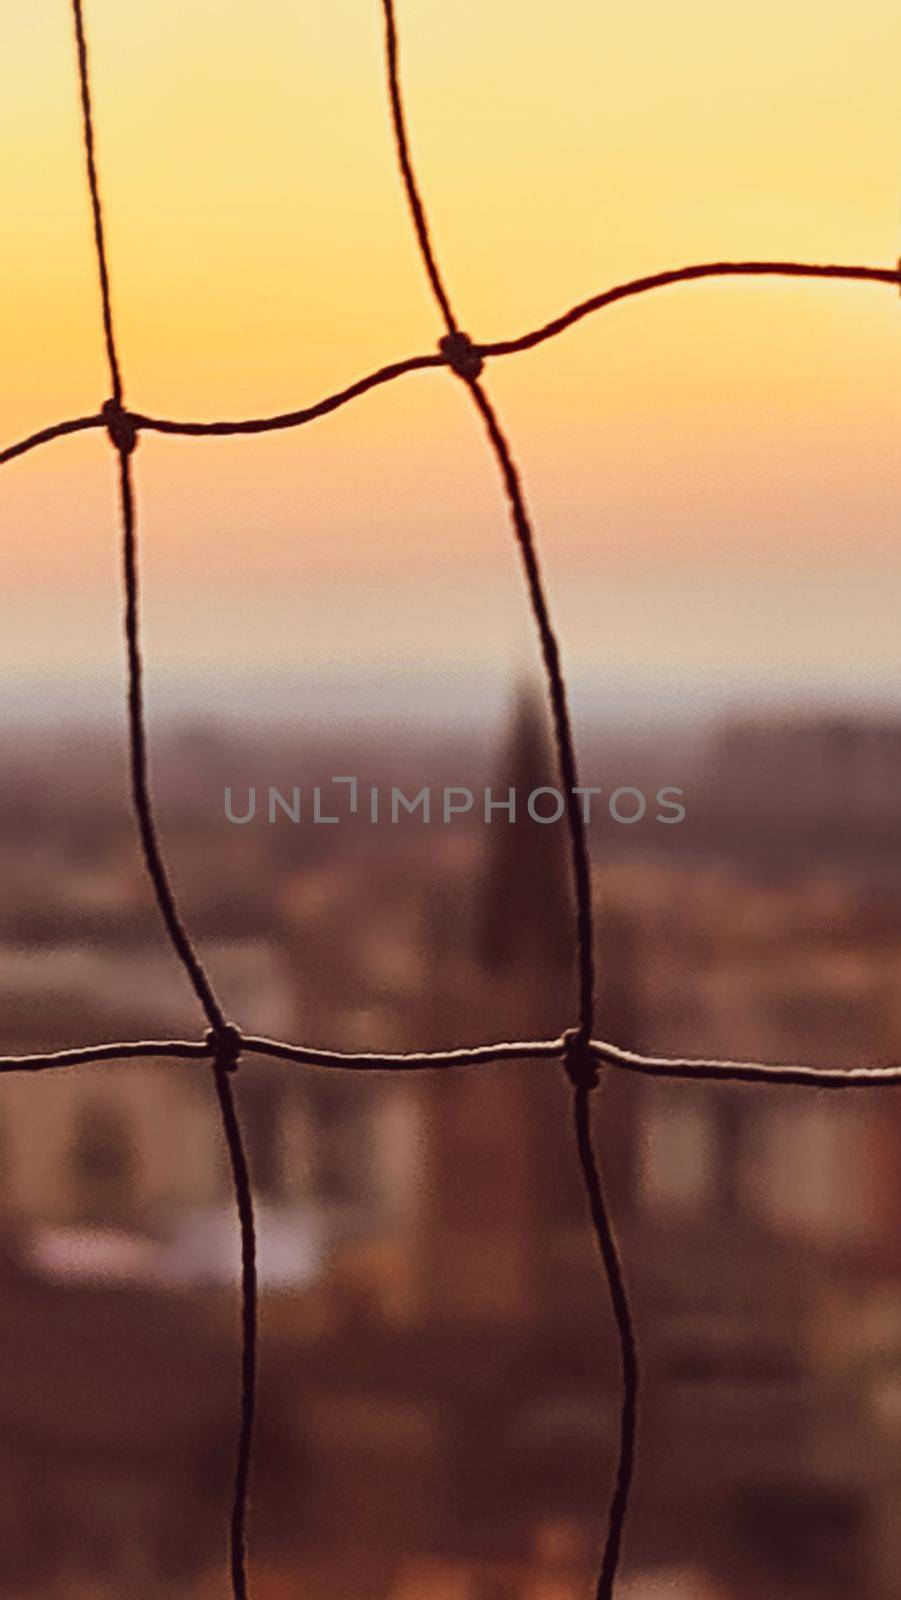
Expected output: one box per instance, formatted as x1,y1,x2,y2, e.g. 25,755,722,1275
2,0,900,727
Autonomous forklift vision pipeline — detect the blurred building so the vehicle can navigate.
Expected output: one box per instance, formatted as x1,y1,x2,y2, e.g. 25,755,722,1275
2,704,901,1594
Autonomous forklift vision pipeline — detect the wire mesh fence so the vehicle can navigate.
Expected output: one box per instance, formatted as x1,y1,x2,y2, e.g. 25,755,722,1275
2,2,900,1597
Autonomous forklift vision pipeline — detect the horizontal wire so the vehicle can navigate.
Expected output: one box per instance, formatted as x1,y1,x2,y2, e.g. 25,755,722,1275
3,259,898,468
242,1033,566,1069
247,1034,901,1088
4,1030,901,1089
596,1041,901,1088
0,1038,212,1074
0,413,105,467
130,351,443,439
480,259,901,357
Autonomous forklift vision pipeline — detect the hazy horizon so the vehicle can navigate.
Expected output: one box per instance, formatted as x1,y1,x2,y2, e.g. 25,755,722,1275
3,653,901,740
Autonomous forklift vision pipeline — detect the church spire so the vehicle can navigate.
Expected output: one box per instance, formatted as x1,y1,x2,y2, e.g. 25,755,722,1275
477,685,573,978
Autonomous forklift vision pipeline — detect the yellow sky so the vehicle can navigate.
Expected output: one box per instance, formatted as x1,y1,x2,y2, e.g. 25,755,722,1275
1,0,900,717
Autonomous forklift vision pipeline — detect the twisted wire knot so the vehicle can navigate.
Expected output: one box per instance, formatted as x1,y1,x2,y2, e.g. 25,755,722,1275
439,331,484,382
101,398,138,455
206,1023,243,1073
562,1028,599,1092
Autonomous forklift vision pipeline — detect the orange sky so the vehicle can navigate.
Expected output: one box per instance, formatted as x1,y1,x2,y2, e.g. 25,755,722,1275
1,0,900,724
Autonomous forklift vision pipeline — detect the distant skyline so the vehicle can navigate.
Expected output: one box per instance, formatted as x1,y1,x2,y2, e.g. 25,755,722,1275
3,0,900,723
4,650,901,738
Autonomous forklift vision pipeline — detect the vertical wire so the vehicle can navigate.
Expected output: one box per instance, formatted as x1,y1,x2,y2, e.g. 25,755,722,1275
212,1057,259,1600
377,2,636,1589
70,0,123,404
574,1085,639,1600
116,434,258,1600
466,369,637,1599
463,380,595,1037
70,8,257,1594
116,447,229,1034
378,0,594,1038
381,0,459,334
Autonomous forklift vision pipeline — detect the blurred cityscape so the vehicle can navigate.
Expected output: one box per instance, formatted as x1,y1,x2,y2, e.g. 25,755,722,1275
2,693,901,1597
